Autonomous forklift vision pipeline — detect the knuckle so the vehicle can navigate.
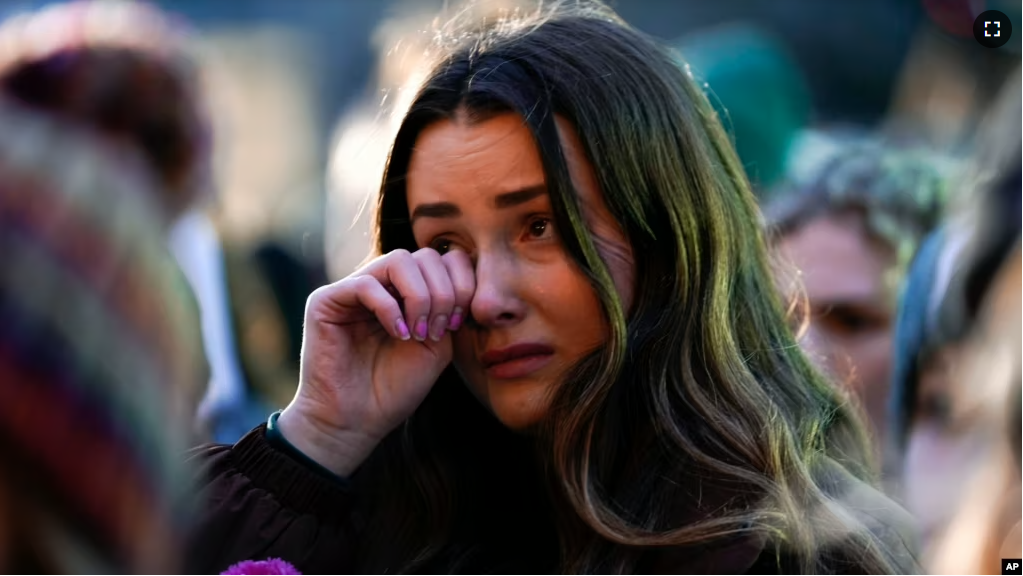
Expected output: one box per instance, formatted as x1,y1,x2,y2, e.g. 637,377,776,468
403,292,431,313
388,248,414,267
441,248,471,265
363,250,392,270
413,246,442,263
433,291,455,311
350,275,375,292
306,287,327,309
305,283,342,317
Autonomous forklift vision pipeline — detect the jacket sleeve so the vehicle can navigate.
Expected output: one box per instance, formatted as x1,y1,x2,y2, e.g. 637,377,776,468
183,424,360,575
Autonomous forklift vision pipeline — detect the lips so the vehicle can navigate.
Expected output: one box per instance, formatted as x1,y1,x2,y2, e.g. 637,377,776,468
480,343,555,379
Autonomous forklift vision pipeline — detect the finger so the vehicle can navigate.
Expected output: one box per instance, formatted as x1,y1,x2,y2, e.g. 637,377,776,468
441,249,475,331
349,276,410,340
413,248,456,342
307,277,409,340
364,249,431,341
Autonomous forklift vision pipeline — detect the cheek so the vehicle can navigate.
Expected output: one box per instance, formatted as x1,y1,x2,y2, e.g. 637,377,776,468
903,429,977,527
540,262,609,344
903,431,952,520
847,331,893,377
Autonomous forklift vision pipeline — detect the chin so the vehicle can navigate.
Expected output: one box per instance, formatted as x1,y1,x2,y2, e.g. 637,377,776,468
455,362,555,432
481,381,550,433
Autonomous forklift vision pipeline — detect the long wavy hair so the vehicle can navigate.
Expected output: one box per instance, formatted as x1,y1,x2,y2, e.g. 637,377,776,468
353,2,905,573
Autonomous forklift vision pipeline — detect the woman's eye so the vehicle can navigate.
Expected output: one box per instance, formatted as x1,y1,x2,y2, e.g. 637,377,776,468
527,217,552,239
431,238,454,254
815,304,889,337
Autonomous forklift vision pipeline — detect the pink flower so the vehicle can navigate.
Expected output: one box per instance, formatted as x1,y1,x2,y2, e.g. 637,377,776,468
221,558,301,575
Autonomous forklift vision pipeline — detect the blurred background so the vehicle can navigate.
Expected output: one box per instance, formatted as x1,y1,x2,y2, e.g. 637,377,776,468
1,0,1015,270
0,0,1017,572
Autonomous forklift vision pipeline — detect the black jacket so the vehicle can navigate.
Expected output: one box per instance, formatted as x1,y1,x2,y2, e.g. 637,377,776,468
185,425,920,574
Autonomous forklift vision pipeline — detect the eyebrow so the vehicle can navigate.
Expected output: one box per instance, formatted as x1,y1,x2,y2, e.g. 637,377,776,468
410,184,547,224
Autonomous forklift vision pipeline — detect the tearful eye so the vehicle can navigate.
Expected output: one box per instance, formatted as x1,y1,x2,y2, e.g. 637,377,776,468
431,239,453,254
528,218,552,238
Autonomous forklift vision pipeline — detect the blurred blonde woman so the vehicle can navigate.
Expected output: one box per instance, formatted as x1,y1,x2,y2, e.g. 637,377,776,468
926,240,1020,574
908,70,1021,574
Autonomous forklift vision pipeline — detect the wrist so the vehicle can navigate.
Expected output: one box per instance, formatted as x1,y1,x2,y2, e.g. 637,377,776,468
276,402,378,477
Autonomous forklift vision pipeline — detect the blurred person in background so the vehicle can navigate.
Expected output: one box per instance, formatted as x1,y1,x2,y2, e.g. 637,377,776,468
671,24,811,195
925,238,1020,574
188,3,918,573
766,142,948,457
197,27,332,433
0,93,201,572
888,222,973,549
219,242,328,415
898,178,1021,574
888,0,1020,150
890,69,1021,570
0,0,211,221
324,6,429,282
0,0,268,442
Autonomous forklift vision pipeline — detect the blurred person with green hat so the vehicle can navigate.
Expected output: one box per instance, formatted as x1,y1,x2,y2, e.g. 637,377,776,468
673,23,810,194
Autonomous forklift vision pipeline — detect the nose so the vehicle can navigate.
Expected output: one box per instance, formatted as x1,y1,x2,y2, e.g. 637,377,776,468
468,252,527,328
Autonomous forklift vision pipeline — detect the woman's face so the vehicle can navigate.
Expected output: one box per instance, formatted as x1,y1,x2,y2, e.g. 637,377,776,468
406,111,634,431
902,344,974,550
774,213,896,441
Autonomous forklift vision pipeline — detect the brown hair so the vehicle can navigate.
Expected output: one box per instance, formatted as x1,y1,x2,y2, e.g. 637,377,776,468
353,2,912,573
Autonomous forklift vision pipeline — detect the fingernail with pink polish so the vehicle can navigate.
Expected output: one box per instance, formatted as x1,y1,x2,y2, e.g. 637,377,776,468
449,307,463,330
395,318,410,340
430,315,448,342
414,316,429,341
